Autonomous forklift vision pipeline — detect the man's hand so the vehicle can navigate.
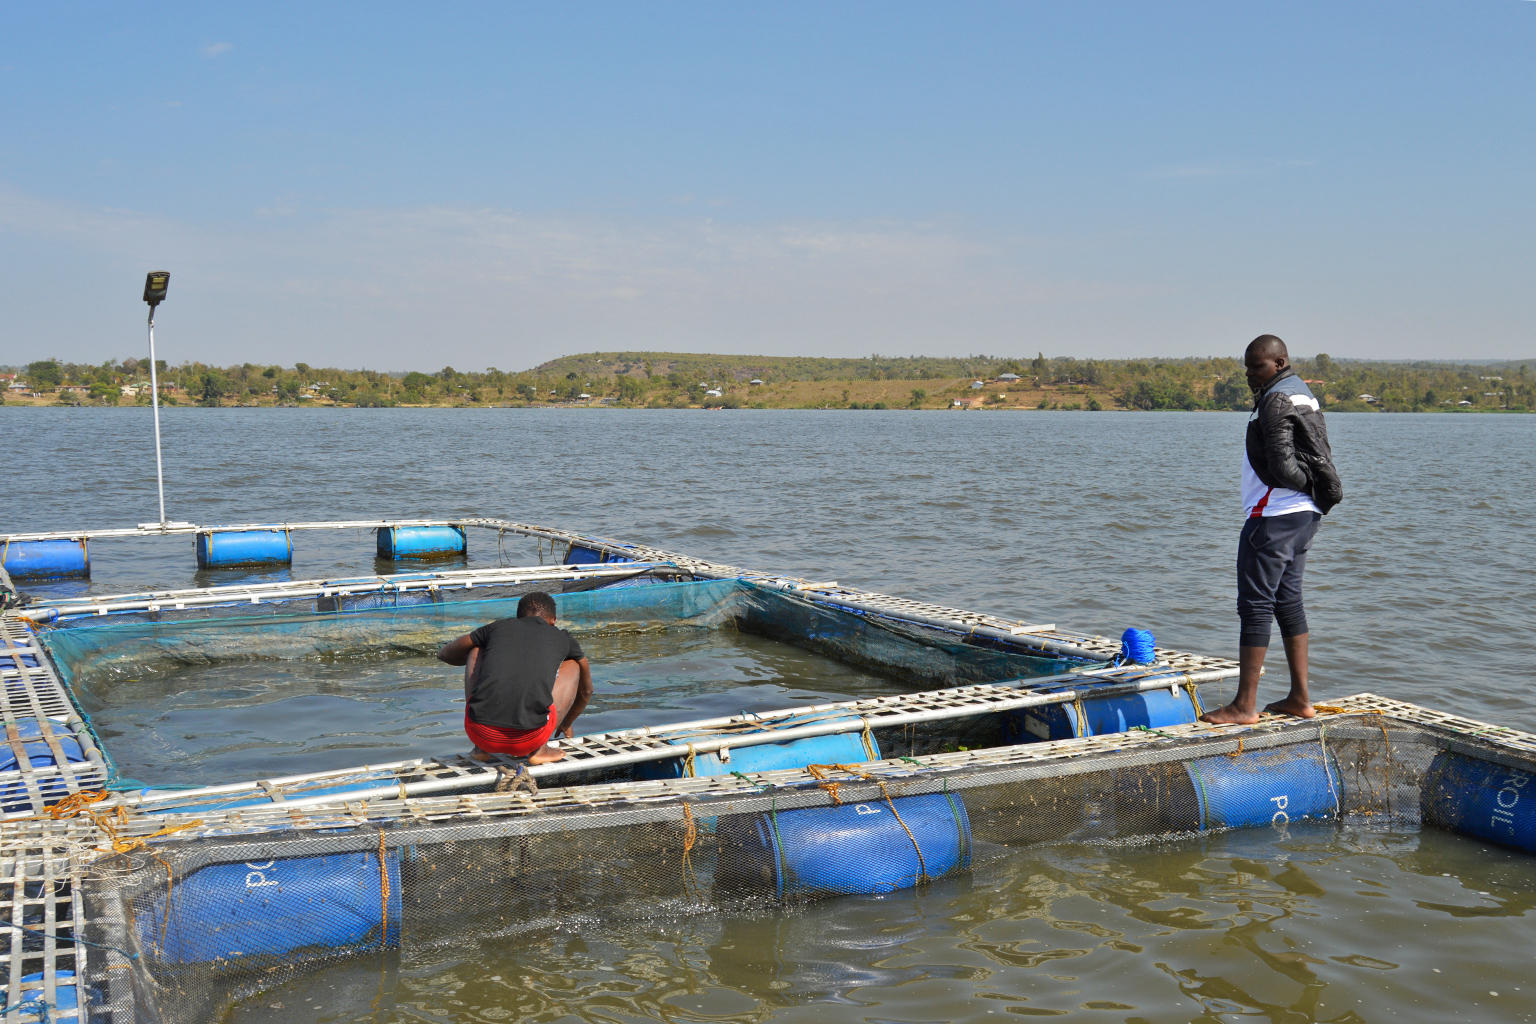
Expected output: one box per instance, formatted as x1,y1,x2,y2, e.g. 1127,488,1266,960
437,634,476,666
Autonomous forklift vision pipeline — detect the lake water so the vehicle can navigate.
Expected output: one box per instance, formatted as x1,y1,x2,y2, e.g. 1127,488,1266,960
85,631,899,786
4,406,1534,1022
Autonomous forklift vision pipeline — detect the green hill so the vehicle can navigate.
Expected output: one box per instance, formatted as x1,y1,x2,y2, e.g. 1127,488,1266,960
530,351,1015,383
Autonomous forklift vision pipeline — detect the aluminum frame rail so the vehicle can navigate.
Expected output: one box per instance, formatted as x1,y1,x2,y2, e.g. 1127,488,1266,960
0,620,108,816
16,560,676,623
4,515,1236,670
106,662,1236,817
28,692,1519,850
0,517,494,542
458,517,1213,669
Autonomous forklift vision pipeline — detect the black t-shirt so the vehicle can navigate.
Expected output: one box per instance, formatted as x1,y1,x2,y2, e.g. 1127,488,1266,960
466,617,585,730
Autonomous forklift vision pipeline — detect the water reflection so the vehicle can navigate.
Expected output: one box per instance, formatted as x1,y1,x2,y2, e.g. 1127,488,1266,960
228,822,1536,1023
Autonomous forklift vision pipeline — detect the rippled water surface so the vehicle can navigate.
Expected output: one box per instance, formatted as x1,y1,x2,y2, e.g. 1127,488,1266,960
4,406,1534,1022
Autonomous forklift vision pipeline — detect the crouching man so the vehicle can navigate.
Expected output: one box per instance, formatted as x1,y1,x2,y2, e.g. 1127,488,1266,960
436,591,592,764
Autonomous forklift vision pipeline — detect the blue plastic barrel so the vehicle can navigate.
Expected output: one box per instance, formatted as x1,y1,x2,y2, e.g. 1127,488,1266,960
1421,751,1536,853
376,525,466,559
0,646,39,671
146,851,402,963
0,719,87,773
0,718,89,810
1003,682,1199,743
1185,744,1340,830
566,544,633,565
0,718,89,812
718,792,971,897
1,539,88,579
196,528,292,568
17,971,82,1019
633,716,877,780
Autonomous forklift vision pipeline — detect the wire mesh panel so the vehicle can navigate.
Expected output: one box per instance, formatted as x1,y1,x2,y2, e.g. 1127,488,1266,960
37,578,748,700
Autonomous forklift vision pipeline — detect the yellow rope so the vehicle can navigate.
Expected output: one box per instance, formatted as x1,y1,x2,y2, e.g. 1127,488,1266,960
41,790,204,853
815,763,929,883
805,764,843,805
680,803,702,900
874,779,928,883
684,744,697,778
378,830,391,948
859,718,877,761
41,790,205,955
1314,707,1391,763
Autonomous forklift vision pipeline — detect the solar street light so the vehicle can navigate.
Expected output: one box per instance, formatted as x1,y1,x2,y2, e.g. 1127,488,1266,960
142,271,171,527
143,270,169,308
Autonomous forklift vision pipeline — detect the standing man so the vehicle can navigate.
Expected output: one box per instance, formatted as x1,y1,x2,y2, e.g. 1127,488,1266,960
1202,335,1343,725
437,591,593,764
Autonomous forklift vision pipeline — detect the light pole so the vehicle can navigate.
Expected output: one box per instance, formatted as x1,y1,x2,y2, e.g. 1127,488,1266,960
143,271,170,528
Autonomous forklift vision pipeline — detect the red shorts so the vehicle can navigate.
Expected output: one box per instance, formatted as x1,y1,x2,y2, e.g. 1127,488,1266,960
464,705,560,757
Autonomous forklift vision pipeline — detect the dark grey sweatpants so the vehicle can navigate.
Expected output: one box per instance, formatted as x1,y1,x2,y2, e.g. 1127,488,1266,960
1237,510,1321,648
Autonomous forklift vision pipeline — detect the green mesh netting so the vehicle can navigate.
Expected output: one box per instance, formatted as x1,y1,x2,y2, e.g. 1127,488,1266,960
37,578,1089,705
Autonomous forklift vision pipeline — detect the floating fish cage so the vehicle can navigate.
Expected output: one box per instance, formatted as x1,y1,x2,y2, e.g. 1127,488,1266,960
1,518,1533,1024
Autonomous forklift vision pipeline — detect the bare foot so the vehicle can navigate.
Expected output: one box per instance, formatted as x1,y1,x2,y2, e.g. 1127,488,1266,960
1264,697,1316,719
527,743,566,765
468,746,494,763
1200,704,1261,726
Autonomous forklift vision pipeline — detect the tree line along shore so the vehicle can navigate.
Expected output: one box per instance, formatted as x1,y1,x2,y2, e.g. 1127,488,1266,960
3,352,1532,412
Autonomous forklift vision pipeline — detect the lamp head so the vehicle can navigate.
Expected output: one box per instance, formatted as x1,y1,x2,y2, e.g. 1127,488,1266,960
143,271,170,307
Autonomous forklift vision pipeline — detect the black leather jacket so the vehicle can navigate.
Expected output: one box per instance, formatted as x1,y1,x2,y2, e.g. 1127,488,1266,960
1245,370,1343,514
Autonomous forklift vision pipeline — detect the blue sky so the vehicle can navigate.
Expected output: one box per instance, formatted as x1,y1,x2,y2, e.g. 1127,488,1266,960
2,3,1532,370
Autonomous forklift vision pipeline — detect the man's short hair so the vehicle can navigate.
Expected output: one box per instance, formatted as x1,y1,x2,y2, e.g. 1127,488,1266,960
517,591,557,620
1247,334,1288,360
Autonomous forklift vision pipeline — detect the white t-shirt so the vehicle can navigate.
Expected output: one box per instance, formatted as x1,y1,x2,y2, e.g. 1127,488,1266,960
1242,449,1320,518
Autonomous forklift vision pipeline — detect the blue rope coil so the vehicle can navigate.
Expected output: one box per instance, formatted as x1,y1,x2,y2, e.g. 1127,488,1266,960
1120,628,1156,664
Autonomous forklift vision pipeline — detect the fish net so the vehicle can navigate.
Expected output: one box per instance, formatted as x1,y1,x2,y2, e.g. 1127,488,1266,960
37,578,1087,708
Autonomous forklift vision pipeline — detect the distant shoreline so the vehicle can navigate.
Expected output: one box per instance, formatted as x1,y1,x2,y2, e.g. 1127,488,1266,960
3,397,1526,414
9,351,1529,413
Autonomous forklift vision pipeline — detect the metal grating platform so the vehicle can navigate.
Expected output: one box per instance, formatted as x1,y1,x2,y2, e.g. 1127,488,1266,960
0,829,95,1023
107,662,1236,817
26,691,1526,848
0,621,109,818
